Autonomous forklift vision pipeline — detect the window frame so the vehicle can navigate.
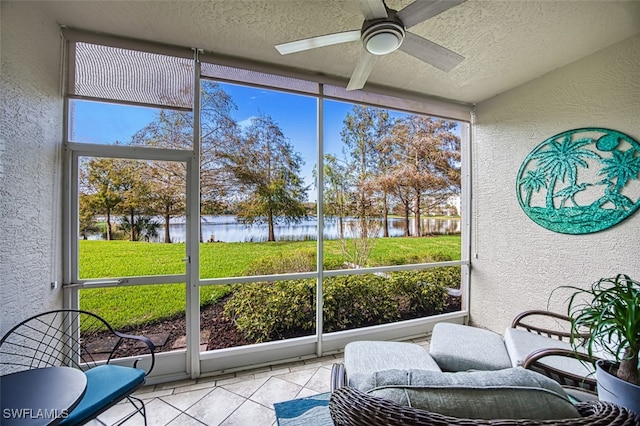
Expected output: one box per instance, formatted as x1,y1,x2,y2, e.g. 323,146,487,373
62,29,472,383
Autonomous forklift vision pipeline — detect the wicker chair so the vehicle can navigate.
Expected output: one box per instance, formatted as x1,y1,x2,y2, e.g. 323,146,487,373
0,309,155,425
329,384,640,426
510,310,600,392
329,332,640,426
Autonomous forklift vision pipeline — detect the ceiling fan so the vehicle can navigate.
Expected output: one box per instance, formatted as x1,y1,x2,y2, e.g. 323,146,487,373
275,0,467,91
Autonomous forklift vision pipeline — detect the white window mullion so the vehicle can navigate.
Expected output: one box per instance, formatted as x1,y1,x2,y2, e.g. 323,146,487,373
63,148,79,310
186,50,202,379
315,86,325,356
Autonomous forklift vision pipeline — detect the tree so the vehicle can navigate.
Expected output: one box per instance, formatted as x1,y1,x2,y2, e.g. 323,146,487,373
377,169,413,236
199,81,242,216
132,81,240,241
384,116,461,237
598,148,640,193
320,154,352,239
144,162,185,243
81,157,132,240
115,160,155,241
519,169,548,207
340,106,392,236
220,114,307,242
530,135,600,209
119,215,161,242
78,193,100,239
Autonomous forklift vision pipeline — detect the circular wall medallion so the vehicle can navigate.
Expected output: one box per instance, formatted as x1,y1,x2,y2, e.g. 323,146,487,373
516,128,640,234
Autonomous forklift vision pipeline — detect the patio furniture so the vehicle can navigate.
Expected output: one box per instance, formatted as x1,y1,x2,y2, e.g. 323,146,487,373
430,311,599,391
330,340,640,425
0,309,155,425
510,310,599,391
329,385,640,426
0,366,87,426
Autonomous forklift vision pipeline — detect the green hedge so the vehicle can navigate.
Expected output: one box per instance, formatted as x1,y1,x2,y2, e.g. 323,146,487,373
323,275,400,332
223,280,315,342
224,267,459,342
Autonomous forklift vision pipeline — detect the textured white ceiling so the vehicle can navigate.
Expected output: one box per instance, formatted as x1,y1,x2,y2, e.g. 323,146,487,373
38,0,640,104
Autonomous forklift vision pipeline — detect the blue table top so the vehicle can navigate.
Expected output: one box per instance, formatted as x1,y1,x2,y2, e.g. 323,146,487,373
1,366,87,426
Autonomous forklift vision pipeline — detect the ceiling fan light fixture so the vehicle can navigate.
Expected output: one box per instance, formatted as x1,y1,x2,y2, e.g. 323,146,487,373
362,22,405,55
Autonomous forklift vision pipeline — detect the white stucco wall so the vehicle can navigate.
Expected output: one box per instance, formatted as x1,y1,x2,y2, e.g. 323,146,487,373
0,2,64,336
471,34,640,332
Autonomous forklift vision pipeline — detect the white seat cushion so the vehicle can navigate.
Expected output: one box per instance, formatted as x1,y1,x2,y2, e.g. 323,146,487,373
344,340,440,387
503,328,595,378
430,323,512,371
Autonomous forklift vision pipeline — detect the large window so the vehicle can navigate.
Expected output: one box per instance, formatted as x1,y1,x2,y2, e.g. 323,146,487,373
63,29,470,379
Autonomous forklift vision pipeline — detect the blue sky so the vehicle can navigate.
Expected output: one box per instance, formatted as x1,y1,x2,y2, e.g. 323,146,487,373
71,83,415,198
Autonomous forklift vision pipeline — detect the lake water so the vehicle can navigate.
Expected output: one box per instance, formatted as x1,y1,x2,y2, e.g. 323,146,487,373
146,215,460,243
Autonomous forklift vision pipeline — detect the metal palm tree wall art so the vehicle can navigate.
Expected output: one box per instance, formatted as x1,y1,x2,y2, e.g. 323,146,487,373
516,128,640,234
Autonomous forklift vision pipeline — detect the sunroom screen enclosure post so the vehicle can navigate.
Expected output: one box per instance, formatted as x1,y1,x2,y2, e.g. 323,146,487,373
187,49,202,379
316,85,325,357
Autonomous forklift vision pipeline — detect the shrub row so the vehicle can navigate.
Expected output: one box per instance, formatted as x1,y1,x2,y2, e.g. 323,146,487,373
223,267,460,342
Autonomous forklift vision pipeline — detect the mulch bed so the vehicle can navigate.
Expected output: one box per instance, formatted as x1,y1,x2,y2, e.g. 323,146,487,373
86,295,461,358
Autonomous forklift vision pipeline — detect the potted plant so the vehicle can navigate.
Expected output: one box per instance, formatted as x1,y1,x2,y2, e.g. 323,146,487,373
563,274,639,414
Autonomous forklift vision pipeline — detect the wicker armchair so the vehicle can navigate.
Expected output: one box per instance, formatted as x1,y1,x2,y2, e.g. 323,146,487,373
511,310,600,392
329,384,640,426
330,337,639,426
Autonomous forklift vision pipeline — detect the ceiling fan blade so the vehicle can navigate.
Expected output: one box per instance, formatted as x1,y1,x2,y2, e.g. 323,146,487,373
275,30,361,55
357,0,388,20
399,32,464,72
397,0,467,29
347,51,377,91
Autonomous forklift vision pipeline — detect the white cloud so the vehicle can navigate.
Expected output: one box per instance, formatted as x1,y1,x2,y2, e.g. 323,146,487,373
238,116,256,129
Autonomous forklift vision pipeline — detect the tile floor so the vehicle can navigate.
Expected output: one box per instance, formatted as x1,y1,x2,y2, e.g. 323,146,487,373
88,336,430,426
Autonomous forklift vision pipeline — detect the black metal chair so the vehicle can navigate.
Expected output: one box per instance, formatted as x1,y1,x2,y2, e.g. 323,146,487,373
0,309,155,425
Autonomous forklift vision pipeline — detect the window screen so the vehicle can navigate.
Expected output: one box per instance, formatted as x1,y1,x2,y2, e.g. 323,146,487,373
200,62,318,95
69,42,194,110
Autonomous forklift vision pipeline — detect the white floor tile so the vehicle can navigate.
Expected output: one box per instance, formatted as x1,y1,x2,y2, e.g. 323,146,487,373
143,398,183,426
221,376,269,398
274,368,316,387
304,367,332,393
161,387,213,412
186,387,246,425
220,400,276,426
167,413,206,425
251,376,302,407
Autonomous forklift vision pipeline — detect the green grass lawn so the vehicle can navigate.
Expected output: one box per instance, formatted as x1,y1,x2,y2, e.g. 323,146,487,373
79,236,461,329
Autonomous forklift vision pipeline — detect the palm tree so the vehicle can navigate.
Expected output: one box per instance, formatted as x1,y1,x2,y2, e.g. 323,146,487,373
530,135,600,209
598,148,640,192
518,169,547,207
